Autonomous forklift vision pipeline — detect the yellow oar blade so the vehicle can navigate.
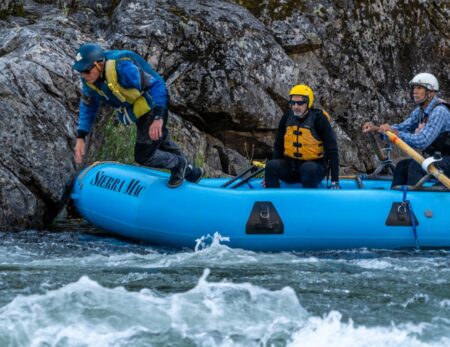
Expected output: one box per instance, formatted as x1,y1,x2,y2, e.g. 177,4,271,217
251,160,266,168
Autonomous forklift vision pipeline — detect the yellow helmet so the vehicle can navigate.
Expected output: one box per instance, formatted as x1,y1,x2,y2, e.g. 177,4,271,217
289,84,314,108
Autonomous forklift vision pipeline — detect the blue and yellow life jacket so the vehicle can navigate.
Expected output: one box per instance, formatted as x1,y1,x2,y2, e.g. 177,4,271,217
283,109,331,161
86,58,152,121
77,50,168,133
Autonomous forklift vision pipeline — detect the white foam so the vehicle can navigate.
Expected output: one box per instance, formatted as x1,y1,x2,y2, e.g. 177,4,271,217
0,271,308,346
288,311,449,347
353,259,393,270
439,299,450,308
0,270,448,347
195,232,230,252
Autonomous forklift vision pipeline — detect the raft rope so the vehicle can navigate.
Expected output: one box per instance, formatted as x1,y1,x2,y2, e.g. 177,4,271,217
76,161,118,183
402,185,420,250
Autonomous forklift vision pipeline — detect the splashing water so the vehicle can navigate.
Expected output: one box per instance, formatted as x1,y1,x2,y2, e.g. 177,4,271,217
0,269,307,346
1,230,450,346
195,232,230,252
1,270,448,347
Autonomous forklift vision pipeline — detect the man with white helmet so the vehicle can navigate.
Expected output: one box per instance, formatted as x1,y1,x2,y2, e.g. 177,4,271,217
363,73,450,187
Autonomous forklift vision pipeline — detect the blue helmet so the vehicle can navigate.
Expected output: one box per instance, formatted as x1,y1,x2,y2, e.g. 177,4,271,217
73,43,105,72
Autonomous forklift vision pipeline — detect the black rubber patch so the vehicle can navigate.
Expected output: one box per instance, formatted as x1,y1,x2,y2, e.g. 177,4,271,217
385,202,419,226
246,201,284,234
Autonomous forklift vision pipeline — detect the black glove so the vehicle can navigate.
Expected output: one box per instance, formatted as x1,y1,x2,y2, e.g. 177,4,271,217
151,106,166,122
77,130,88,139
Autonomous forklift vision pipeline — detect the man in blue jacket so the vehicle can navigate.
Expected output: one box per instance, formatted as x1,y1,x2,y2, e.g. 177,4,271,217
72,43,203,188
363,73,450,187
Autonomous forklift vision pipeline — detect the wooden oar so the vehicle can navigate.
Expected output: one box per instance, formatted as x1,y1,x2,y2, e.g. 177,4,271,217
384,130,450,188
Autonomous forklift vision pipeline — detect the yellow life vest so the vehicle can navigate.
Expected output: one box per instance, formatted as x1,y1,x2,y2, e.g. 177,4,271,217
283,110,331,160
86,59,151,118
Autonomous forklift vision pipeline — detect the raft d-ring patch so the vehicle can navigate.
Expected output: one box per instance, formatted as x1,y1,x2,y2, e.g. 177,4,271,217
246,201,284,234
385,202,419,226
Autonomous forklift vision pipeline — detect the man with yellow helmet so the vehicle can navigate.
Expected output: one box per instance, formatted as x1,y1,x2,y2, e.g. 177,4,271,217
264,84,340,189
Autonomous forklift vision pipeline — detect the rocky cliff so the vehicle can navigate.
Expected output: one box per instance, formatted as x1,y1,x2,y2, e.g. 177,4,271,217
0,0,448,230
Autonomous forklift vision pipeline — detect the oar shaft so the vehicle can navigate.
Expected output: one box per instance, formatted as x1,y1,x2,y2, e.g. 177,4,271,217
221,166,255,188
385,130,450,188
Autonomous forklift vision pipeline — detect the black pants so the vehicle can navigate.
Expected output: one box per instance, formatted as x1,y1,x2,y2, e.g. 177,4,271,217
265,159,326,188
392,156,450,187
134,113,185,170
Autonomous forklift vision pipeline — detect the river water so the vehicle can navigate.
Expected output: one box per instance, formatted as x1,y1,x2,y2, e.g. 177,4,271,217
1,224,449,347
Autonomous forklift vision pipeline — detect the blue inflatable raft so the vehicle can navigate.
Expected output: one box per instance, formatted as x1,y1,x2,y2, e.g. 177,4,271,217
72,162,450,251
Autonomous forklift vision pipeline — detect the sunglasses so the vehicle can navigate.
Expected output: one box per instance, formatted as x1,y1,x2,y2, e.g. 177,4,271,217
289,100,307,106
81,65,95,74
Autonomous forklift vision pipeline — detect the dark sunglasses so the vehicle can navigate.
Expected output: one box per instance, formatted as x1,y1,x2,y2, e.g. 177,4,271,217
81,65,95,74
289,100,307,106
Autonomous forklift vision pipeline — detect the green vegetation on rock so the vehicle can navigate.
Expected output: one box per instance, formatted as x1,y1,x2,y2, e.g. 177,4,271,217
94,117,136,164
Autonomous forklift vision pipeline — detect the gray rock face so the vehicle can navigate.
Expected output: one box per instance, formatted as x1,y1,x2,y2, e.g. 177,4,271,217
0,0,448,230
0,4,80,230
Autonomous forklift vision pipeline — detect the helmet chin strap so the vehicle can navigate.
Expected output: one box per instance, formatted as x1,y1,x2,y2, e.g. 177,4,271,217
413,89,433,106
414,97,426,106
94,60,105,76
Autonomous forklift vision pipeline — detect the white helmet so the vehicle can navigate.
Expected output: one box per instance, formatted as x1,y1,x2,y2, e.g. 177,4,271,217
409,73,439,91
